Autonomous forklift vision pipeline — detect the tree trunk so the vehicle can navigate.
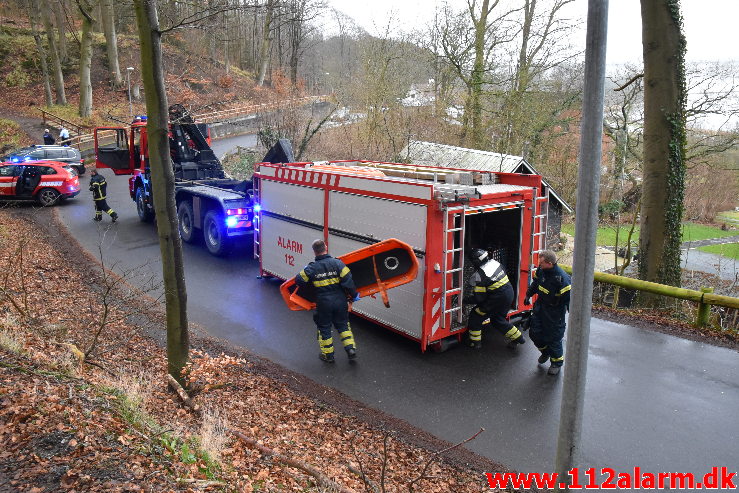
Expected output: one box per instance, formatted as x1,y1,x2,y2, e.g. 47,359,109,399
100,0,123,87
77,0,96,117
54,0,68,63
133,0,190,384
638,0,687,294
42,0,67,104
257,0,275,86
29,0,53,107
466,0,490,149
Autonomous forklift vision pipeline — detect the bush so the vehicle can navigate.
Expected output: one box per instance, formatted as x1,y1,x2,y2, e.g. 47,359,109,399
4,66,30,87
221,147,257,180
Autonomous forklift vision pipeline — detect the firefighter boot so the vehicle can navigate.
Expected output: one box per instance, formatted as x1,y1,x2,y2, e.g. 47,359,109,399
319,353,335,363
465,329,482,349
505,326,526,348
93,215,102,222
538,353,549,364
339,328,357,360
111,211,118,222
547,364,561,375
317,331,335,363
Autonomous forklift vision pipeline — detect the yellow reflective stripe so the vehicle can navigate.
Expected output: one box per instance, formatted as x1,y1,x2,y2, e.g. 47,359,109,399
468,330,482,341
473,286,487,293
313,277,340,287
487,276,509,291
474,307,486,316
339,330,355,348
505,326,521,340
538,285,550,294
299,270,309,282
537,346,548,351
551,356,564,362
319,337,334,354
559,285,571,295
340,266,350,278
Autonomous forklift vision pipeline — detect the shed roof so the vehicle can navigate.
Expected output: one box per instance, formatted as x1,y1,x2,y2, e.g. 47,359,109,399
401,140,572,212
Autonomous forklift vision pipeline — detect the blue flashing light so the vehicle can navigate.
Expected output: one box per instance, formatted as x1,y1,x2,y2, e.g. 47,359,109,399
11,157,20,163
253,203,261,213
225,216,238,228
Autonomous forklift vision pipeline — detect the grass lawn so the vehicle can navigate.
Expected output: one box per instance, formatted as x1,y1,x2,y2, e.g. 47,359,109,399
697,243,739,260
561,222,737,247
716,210,739,222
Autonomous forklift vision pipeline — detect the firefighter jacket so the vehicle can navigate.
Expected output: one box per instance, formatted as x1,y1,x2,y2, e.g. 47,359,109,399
295,254,358,303
467,258,512,313
526,263,571,334
89,174,107,201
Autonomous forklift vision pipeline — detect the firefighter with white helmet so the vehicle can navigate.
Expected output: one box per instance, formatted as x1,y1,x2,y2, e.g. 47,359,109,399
464,248,525,349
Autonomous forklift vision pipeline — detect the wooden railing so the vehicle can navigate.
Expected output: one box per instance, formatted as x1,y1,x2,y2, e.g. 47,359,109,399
560,264,739,327
40,110,91,137
194,95,330,123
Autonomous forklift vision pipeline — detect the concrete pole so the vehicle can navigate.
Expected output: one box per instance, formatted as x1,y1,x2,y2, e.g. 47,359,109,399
554,0,608,489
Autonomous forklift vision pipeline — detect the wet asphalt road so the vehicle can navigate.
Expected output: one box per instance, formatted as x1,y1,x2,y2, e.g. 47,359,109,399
55,144,738,484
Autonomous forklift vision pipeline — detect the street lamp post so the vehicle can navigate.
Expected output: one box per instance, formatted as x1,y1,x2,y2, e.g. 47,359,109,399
126,67,135,119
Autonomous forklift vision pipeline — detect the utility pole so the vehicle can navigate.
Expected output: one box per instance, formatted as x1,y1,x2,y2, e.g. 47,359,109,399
554,0,608,490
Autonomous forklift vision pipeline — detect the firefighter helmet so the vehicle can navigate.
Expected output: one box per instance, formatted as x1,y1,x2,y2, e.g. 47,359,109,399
470,248,489,266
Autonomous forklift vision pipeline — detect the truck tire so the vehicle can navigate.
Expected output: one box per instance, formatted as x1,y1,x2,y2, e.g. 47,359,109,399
203,210,231,256
36,188,60,207
136,186,154,223
177,200,199,243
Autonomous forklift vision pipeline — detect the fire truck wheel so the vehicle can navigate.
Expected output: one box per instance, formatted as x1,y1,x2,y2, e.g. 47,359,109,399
36,188,60,207
203,210,232,256
136,186,154,223
177,200,199,243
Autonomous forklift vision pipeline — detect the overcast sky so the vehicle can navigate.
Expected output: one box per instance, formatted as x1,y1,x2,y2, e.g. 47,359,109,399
326,0,738,65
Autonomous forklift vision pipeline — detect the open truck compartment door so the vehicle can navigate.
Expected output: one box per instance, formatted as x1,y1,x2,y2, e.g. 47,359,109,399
94,127,134,175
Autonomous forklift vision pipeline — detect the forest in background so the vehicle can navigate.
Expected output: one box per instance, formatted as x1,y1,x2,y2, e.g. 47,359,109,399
0,0,737,221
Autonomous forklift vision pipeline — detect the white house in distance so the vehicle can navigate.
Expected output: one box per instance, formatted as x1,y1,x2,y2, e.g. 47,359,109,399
399,140,572,249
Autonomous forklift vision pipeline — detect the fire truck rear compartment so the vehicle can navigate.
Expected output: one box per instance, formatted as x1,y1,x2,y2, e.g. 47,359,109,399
454,207,523,329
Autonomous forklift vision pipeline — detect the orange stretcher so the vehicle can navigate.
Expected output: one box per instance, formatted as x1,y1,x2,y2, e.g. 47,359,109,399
280,238,419,311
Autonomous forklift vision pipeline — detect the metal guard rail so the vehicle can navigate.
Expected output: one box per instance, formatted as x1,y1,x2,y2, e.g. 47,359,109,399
40,95,332,152
559,264,739,326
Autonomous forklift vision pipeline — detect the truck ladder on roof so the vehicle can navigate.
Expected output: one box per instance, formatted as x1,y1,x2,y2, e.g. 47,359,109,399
441,205,466,329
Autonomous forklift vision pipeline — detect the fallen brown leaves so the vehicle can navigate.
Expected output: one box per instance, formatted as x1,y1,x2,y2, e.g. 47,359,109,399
0,208,503,492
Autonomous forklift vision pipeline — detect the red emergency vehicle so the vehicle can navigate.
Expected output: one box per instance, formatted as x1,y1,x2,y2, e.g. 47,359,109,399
93,106,254,256
253,159,548,351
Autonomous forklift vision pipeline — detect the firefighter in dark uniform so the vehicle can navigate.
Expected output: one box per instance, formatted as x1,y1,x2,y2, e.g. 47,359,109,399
464,248,525,349
295,239,359,363
89,169,118,222
525,249,571,375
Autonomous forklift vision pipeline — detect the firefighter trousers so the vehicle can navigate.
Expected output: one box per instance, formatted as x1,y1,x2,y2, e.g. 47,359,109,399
313,297,356,357
529,304,567,367
467,285,522,345
94,199,116,219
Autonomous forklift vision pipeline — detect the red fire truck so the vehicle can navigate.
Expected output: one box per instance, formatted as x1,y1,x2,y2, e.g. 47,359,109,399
93,106,254,256
252,158,548,352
